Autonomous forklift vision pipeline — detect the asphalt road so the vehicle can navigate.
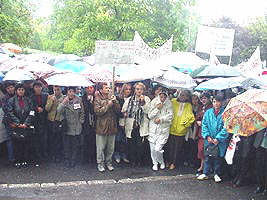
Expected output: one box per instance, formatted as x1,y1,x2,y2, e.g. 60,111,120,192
0,177,266,200
0,160,265,200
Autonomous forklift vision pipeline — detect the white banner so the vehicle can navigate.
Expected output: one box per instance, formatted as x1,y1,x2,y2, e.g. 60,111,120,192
236,47,263,77
95,41,135,64
195,25,235,56
134,31,173,62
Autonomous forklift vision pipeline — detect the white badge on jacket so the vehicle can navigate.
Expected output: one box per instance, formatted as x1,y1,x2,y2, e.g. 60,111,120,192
74,103,81,110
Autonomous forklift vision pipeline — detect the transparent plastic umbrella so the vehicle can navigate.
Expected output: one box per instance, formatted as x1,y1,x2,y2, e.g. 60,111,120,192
46,73,94,87
3,69,34,81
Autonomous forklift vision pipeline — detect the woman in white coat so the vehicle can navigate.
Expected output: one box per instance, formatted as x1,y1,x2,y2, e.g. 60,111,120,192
148,90,173,171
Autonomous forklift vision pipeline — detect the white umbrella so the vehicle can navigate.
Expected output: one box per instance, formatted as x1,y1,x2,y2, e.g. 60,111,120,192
195,77,242,91
46,73,94,87
152,52,208,72
3,69,34,81
153,67,197,89
18,62,56,73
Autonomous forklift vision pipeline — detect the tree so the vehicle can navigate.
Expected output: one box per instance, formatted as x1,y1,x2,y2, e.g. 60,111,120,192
39,0,197,55
0,0,35,46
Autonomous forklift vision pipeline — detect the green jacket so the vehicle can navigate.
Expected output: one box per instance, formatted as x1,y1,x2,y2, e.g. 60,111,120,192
45,94,64,121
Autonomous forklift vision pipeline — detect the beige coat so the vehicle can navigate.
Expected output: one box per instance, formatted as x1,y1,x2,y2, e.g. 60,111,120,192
122,95,151,138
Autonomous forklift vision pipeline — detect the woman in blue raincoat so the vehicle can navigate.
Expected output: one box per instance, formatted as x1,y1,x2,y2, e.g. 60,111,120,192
197,94,228,183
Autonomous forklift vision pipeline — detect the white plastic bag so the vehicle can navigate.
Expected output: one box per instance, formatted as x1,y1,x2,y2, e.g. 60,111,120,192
225,134,240,165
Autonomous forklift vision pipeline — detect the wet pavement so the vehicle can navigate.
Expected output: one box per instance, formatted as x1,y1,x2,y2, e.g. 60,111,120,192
0,161,266,200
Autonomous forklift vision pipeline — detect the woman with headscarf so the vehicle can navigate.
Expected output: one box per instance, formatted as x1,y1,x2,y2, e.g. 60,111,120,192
148,90,173,171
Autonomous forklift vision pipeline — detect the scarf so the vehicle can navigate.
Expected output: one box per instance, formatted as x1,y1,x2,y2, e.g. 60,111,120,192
126,95,144,127
18,96,24,109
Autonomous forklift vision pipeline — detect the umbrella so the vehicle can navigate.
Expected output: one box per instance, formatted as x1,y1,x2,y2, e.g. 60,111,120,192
240,77,266,89
3,69,34,81
54,61,91,73
152,67,197,89
0,43,22,54
116,64,163,83
192,64,241,78
222,89,267,136
195,77,242,91
153,52,208,73
48,54,81,65
46,73,94,87
83,68,118,83
0,72,4,82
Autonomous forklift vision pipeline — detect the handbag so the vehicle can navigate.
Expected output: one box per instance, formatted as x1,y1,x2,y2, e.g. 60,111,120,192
204,144,219,157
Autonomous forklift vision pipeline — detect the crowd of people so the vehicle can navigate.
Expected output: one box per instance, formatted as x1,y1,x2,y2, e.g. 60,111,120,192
0,79,266,196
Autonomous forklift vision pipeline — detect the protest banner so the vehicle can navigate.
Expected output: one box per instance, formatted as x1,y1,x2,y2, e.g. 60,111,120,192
195,25,235,57
134,31,173,62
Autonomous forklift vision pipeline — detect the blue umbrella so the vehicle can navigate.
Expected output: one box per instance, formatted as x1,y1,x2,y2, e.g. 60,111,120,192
195,77,241,91
54,61,91,73
193,64,241,78
0,72,4,82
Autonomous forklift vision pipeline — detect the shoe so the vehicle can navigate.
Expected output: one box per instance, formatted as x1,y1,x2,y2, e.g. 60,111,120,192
152,164,158,171
106,164,114,171
254,186,264,194
115,158,120,164
169,164,175,170
97,164,105,172
197,174,209,180
160,163,165,170
22,162,28,168
14,162,21,169
122,158,130,163
214,174,222,183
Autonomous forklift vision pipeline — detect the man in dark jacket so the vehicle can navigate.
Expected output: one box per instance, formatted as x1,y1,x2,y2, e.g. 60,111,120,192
253,128,267,196
31,81,48,165
1,81,16,163
94,83,120,172
81,85,96,163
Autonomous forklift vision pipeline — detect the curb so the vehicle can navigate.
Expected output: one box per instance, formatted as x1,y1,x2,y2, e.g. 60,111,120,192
0,174,196,189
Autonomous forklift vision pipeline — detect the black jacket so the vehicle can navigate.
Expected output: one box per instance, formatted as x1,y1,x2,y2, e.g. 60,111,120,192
7,95,34,126
31,93,48,125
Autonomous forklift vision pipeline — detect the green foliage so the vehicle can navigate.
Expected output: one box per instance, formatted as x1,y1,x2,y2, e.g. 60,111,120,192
38,0,197,55
0,0,34,46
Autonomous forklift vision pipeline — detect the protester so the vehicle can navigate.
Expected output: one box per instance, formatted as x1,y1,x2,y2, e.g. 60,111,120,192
148,90,173,171
45,85,64,163
1,81,16,163
168,90,195,170
253,128,267,196
81,85,96,164
122,82,151,167
184,91,201,168
6,83,34,168
195,92,213,175
31,81,48,165
94,83,121,172
58,87,85,168
232,134,256,187
114,83,132,164
197,94,229,183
